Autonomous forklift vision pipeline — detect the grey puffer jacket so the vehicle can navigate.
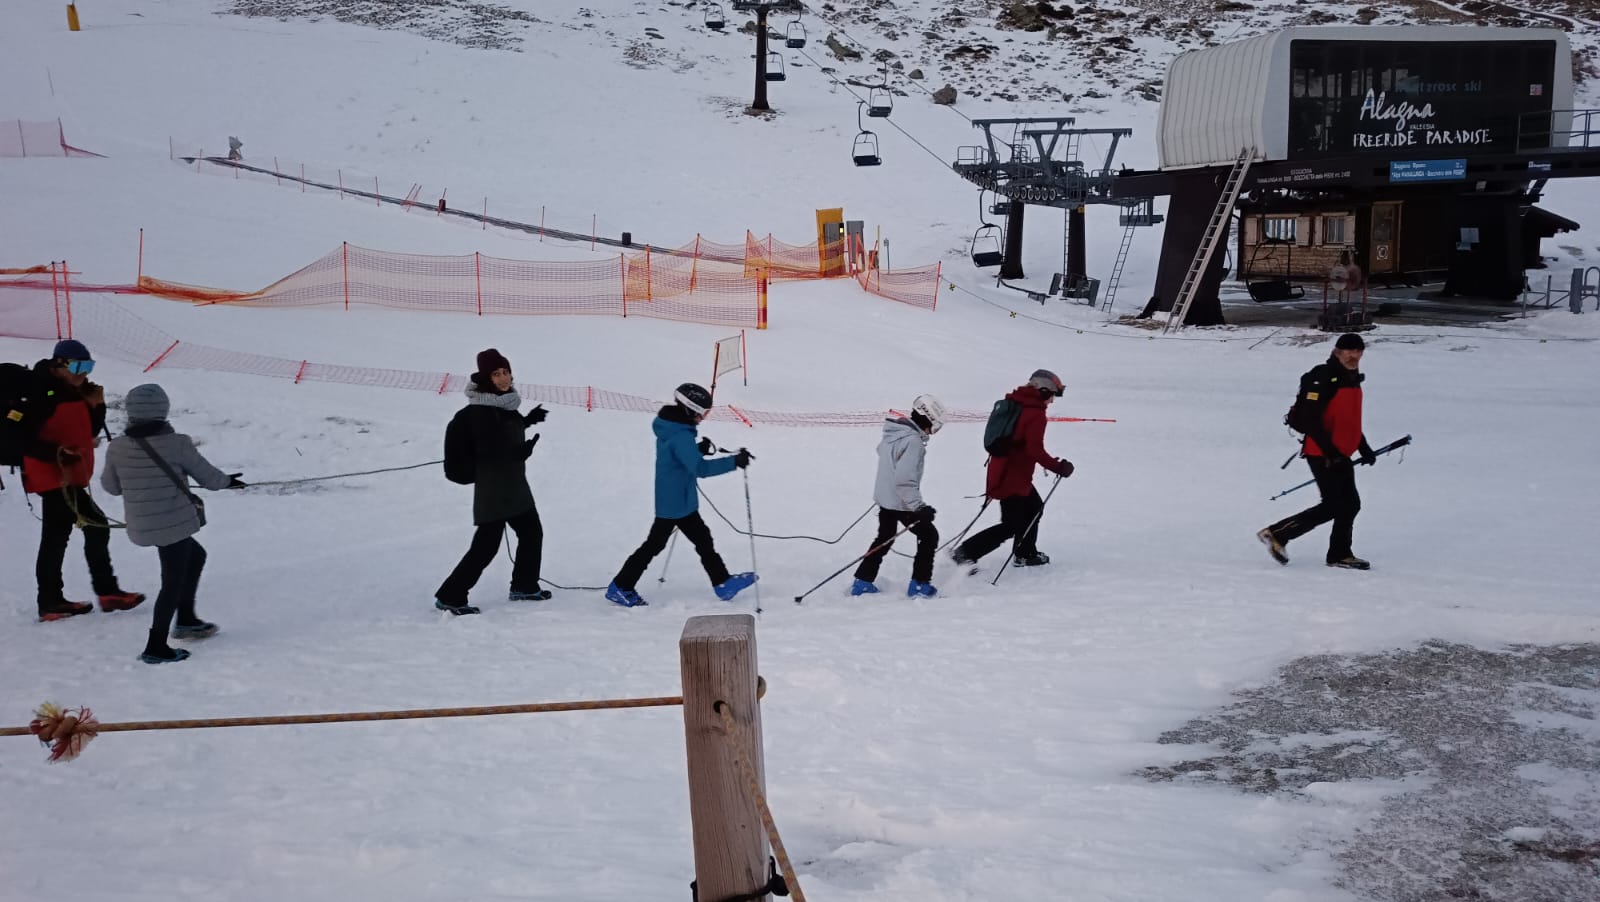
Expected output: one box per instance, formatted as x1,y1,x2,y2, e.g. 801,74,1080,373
872,416,929,512
101,422,232,547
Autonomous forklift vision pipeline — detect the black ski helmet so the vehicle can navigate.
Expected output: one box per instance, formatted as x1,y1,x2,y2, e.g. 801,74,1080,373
674,382,713,416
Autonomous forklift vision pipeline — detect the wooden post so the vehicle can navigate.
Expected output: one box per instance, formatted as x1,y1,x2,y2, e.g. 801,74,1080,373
680,614,767,902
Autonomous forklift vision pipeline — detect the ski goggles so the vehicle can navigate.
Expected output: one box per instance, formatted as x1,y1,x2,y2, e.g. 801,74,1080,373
63,359,95,375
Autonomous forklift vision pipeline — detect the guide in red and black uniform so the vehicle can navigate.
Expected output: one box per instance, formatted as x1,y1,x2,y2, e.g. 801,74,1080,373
1259,333,1378,570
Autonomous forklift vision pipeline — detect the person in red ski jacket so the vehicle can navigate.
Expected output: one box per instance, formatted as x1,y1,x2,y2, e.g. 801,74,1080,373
1259,332,1377,570
22,340,143,621
952,369,1075,568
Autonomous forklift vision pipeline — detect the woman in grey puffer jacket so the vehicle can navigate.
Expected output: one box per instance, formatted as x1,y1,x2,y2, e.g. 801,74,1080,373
102,384,242,664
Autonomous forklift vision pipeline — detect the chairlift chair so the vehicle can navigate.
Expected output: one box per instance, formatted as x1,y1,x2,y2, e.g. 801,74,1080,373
765,50,786,81
971,224,1004,268
867,86,893,118
785,19,807,48
704,3,725,30
851,102,881,166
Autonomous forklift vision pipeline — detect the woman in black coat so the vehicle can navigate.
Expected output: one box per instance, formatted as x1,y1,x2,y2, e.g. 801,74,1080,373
434,348,549,615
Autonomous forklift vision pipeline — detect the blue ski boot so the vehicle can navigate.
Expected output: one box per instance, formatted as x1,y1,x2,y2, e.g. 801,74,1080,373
907,580,938,598
605,582,648,607
849,579,880,596
714,572,758,601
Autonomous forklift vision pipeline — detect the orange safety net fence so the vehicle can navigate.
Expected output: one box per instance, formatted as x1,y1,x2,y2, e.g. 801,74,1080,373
0,120,104,158
2,268,1098,428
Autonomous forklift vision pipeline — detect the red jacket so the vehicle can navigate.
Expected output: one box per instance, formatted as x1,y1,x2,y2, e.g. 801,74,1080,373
22,382,99,494
986,386,1066,499
1299,360,1365,459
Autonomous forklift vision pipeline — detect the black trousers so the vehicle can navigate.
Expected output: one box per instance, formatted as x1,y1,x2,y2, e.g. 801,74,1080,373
956,489,1044,563
613,512,729,591
854,508,939,584
151,537,207,639
436,504,544,604
36,486,120,607
1268,457,1361,562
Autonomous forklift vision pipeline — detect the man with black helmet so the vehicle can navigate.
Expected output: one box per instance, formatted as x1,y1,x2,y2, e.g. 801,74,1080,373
952,369,1075,570
1258,333,1376,570
606,383,756,607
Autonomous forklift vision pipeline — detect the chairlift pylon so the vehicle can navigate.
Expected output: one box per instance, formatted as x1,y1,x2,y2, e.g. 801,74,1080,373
704,2,725,30
852,101,881,167
785,18,807,48
765,50,786,81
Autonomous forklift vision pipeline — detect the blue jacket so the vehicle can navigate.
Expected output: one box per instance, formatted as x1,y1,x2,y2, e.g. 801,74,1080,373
653,408,736,519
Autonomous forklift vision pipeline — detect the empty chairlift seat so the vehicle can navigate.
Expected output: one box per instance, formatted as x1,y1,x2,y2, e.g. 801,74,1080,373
785,20,807,48
971,225,1003,267
765,51,786,81
704,3,725,30
867,86,892,118
852,131,881,167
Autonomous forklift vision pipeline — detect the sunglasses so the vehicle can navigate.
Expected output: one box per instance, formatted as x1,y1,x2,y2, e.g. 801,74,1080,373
64,359,95,375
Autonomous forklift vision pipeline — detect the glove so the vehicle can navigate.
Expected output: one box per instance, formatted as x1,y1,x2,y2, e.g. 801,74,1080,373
1357,450,1377,466
1053,459,1075,478
524,405,548,425
523,434,541,456
226,474,248,489
734,448,754,469
698,437,716,456
914,505,937,523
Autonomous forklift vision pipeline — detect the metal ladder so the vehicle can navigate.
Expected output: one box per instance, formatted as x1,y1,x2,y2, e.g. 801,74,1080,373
1165,146,1255,332
1100,218,1138,316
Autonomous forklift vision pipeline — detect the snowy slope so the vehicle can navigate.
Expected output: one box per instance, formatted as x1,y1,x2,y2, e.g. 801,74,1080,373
3,2,1600,901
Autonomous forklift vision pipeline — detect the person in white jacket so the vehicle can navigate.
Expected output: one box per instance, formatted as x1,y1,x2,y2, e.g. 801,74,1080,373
851,394,946,598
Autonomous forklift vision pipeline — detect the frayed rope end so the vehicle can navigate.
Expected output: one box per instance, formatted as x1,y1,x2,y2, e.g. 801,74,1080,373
29,702,99,763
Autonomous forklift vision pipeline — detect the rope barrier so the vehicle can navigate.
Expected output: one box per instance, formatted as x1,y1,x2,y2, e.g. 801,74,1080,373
7,696,687,762
715,700,806,902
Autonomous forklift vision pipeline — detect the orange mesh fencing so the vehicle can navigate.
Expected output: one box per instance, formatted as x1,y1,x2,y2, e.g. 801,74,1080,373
744,233,847,281
857,260,942,311
1,276,1105,427
0,120,103,158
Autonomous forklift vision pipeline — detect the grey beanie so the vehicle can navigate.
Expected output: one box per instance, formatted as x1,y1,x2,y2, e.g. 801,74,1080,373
125,383,170,423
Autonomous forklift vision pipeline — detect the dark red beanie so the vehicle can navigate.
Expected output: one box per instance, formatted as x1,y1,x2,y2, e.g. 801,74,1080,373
476,348,511,376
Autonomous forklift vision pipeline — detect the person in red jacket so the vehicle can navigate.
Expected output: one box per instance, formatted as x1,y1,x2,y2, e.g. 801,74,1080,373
1258,332,1376,570
22,340,143,621
952,369,1075,568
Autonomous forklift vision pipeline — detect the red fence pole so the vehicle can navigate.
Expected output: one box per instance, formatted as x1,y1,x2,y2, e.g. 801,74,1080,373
690,234,700,293
62,259,73,337
620,253,627,318
645,245,652,302
438,373,450,394
144,340,179,373
474,252,483,316
342,242,350,312
294,360,308,384
50,261,61,339
587,386,593,412
932,261,942,312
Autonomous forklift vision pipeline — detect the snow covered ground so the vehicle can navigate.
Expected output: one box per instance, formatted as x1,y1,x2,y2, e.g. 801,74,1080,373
3,2,1599,900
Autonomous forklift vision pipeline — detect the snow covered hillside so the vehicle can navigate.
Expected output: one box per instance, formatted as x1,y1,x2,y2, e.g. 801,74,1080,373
3,2,1599,901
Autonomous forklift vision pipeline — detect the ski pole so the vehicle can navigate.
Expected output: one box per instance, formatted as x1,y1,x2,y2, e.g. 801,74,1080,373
793,523,914,605
657,531,678,584
991,473,1063,587
940,496,991,552
1269,434,1412,501
742,467,761,615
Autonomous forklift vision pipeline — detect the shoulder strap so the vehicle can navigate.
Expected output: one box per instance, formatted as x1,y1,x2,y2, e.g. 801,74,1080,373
130,435,200,503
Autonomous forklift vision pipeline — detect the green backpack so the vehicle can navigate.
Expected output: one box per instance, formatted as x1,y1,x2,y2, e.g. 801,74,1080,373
982,398,1022,457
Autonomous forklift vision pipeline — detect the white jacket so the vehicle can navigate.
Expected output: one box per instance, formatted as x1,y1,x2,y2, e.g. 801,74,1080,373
872,417,929,512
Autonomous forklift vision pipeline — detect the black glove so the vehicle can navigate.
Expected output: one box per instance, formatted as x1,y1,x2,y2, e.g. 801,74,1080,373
698,437,716,456
524,405,548,425
915,505,937,523
226,473,248,489
734,448,754,469
1053,459,1075,478
1357,450,1377,466
523,434,540,456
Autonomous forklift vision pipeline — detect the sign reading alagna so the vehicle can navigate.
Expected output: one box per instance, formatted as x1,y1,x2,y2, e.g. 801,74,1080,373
1287,39,1556,158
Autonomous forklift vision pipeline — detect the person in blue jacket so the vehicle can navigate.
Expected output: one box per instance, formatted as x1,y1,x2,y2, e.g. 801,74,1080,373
606,383,756,607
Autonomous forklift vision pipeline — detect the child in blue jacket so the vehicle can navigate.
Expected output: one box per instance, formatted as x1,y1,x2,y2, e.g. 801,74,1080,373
606,383,756,607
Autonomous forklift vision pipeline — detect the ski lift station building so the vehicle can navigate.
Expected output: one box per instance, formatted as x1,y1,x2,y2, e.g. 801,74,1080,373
1111,25,1594,322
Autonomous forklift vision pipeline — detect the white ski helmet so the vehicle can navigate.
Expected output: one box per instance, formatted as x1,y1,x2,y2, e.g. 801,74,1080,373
911,394,947,434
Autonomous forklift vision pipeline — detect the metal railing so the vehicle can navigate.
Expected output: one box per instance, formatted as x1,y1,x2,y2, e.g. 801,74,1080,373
1517,109,1600,150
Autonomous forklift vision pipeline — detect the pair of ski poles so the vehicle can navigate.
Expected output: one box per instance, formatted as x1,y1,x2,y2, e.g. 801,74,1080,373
790,471,1066,603
1269,434,1412,501
657,441,763,613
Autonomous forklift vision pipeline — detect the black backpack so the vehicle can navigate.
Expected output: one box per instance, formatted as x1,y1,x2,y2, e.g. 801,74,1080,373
2,363,56,487
442,406,476,485
983,398,1022,456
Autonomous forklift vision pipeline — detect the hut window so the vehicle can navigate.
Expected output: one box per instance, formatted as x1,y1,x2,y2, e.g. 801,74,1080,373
1262,216,1298,243
1321,216,1349,246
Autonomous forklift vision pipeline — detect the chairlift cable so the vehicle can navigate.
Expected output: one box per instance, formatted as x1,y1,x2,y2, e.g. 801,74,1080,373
793,45,952,168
